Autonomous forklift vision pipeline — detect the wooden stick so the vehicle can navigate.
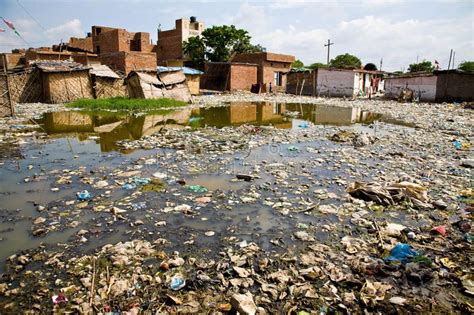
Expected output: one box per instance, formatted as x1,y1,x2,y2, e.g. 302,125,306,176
89,257,96,306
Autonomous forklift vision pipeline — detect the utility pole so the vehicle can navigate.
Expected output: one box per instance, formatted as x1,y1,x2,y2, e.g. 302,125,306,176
324,39,334,65
452,51,456,69
448,49,453,70
380,58,383,71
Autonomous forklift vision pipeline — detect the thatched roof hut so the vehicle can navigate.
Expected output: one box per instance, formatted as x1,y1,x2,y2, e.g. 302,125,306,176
90,64,127,99
158,66,203,95
35,61,93,103
126,71,191,102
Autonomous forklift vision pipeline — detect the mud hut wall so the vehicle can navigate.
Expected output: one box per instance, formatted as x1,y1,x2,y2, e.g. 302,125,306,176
286,71,316,96
185,74,200,95
42,70,94,103
384,75,437,102
94,77,128,99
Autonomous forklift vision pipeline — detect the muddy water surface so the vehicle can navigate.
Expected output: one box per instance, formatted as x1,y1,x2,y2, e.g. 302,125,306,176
0,102,416,270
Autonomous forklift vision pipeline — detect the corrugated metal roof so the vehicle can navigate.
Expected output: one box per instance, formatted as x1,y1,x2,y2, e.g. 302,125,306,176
157,66,203,75
90,64,120,79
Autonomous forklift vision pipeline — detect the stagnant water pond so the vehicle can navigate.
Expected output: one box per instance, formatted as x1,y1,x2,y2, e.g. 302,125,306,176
0,102,416,270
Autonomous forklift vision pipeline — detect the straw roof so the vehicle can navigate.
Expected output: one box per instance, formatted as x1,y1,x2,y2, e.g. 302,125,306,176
90,64,120,79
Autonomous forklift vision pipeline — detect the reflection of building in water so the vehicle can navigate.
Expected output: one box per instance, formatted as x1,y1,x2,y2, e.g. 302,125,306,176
198,102,288,128
313,105,361,125
38,109,192,152
283,103,382,126
41,111,94,133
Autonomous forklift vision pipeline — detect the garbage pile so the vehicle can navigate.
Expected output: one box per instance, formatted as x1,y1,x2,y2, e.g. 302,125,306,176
0,97,472,313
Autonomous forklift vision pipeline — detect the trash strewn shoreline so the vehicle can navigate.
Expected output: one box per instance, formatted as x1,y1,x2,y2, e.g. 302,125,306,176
0,94,472,313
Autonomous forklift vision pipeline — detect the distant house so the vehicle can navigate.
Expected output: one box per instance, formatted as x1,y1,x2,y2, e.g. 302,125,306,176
286,67,384,97
232,52,295,92
384,70,474,102
158,66,203,95
200,62,258,92
157,17,205,66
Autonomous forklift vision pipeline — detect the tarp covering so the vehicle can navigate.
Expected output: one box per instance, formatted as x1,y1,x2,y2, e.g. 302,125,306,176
126,71,191,102
157,66,203,76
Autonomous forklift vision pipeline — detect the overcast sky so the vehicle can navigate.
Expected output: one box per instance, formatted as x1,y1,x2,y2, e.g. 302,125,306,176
0,0,472,71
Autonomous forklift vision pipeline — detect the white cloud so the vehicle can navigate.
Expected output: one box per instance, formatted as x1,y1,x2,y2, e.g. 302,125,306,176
229,2,267,36
46,19,84,40
0,18,85,51
254,14,473,71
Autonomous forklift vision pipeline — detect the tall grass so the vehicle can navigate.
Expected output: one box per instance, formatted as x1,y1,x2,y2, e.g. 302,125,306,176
67,97,187,111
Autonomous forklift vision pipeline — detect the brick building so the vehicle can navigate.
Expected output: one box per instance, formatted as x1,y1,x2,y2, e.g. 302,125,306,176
68,35,94,53
231,52,295,92
87,26,157,74
200,62,257,91
24,49,99,66
157,17,205,66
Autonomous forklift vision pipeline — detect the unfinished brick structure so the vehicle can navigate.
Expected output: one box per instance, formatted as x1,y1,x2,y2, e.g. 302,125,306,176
200,62,257,91
68,36,94,53
232,52,295,92
157,17,204,66
23,49,99,66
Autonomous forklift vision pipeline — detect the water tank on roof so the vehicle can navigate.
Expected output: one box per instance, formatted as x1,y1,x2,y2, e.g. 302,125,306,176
190,16,197,23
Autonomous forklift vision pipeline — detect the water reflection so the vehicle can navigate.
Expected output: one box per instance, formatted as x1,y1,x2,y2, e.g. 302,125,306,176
36,102,411,152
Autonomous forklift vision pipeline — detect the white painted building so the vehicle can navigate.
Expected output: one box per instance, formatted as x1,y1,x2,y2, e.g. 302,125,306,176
287,68,384,98
384,73,438,102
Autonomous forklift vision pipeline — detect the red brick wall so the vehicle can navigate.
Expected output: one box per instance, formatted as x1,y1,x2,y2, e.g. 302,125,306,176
68,37,93,53
229,64,257,91
100,51,156,74
157,28,183,64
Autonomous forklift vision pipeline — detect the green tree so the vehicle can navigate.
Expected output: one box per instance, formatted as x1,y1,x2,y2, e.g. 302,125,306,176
458,61,474,72
182,36,206,70
307,62,327,70
183,25,265,69
291,59,304,69
408,60,434,73
329,53,362,69
364,63,377,71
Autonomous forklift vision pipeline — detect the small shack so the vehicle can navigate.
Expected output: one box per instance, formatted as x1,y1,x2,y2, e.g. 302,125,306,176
90,64,127,99
35,61,93,103
126,71,191,102
200,62,258,92
384,70,474,102
158,66,203,95
286,67,384,98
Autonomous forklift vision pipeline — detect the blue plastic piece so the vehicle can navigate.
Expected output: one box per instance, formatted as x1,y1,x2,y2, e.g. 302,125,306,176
453,140,462,150
385,243,419,263
76,190,92,201
170,275,186,290
122,183,136,190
